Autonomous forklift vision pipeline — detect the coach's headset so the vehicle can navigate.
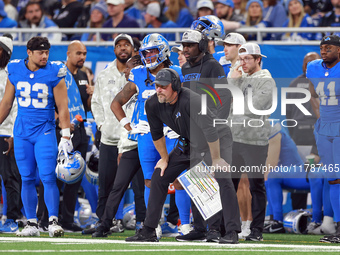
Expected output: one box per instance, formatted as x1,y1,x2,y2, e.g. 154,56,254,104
162,68,181,92
198,33,209,54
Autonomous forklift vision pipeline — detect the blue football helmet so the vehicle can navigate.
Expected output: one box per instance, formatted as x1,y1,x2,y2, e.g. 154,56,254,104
191,15,225,39
55,150,85,184
283,209,312,234
139,33,170,70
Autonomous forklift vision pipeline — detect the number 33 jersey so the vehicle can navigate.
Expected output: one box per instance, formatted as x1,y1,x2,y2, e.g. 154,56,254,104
7,59,67,138
307,59,340,136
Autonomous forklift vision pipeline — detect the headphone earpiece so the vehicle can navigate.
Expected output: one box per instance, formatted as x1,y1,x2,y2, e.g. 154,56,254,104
164,68,181,92
198,33,209,53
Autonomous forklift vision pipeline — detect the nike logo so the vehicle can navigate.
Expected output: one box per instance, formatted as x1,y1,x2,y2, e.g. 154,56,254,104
10,226,17,231
269,227,283,232
44,132,51,135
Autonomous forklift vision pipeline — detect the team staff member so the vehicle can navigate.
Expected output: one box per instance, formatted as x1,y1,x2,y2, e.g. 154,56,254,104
125,68,239,244
229,42,276,242
175,29,241,243
307,35,340,243
0,36,68,237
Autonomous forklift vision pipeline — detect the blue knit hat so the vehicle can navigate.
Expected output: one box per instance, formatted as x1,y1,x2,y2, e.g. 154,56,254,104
91,2,108,19
285,0,304,12
246,0,264,12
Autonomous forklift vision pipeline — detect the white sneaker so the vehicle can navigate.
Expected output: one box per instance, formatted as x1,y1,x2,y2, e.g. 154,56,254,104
16,221,40,237
178,224,193,235
48,219,64,237
304,222,321,234
155,224,162,240
238,227,251,240
312,223,336,235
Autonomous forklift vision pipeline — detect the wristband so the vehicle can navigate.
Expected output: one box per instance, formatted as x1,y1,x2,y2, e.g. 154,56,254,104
61,128,71,137
120,117,130,127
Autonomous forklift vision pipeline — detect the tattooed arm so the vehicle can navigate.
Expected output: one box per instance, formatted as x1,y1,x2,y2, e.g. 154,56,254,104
111,81,138,131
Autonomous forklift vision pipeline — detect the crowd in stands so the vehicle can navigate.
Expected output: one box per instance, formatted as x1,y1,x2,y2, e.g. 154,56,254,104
0,0,338,42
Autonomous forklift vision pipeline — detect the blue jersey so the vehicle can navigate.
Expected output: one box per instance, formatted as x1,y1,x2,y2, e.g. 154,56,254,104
128,65,182,140
307,59,340,136
7,59,67,138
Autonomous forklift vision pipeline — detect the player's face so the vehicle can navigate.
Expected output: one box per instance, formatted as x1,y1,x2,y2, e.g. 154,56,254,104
288,0,302,16
68,44,87,68
182,43,200,62
239,54,258,75
141,48,159,64
215,3,230,19
177,51,186,67
223,43,239,61
25,4,42,25
114,39,133,64
28,49,49,67
156,83,174,103
320,44,340,64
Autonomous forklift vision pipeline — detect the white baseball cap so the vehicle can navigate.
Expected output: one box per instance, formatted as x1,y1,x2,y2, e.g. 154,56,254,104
0,34,13,57
171,45,183,53
113,34,134,48
146,2,161,18
217,32,246,46
238,42,267,58
197,0,214,11
107,0,124,5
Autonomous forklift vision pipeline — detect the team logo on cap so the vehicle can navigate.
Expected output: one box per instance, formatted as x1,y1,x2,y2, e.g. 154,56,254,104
325,37,331,41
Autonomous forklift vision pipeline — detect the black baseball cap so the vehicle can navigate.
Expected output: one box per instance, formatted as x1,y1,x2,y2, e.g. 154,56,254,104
321,35,340,47
152,69,172,86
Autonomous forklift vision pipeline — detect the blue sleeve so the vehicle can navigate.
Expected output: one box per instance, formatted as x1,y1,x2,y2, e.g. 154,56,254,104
50,62,67,88
128,66,143,83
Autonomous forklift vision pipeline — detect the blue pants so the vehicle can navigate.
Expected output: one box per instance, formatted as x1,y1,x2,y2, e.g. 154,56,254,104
14,132,59,220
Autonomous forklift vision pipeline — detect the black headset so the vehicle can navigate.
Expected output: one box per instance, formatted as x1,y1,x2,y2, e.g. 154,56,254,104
163,68,181,92
198,33,209,53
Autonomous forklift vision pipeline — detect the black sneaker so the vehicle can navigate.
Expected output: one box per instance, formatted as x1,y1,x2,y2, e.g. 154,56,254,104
62,222,83,233
175,229,207,242
92,226,109,238
125,227,158,242
264,220,285,234
206,230,221,242
82,221,101,235
219,231,239,244
319,234,340,243
245,228,263,241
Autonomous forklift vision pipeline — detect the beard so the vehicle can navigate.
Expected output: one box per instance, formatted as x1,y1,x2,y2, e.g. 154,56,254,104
116,52,132,64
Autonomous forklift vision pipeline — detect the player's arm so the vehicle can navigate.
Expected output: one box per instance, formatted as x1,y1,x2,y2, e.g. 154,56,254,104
264,132,281,181
111,81,137,131
53,78,70,137
309,81,320,119
0,79,15,124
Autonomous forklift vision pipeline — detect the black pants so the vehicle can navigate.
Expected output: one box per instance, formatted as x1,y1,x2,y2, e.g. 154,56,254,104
144,143,241,234
96,143,118,219
191,135,241,233
130,162,146,223
38,125,88,225
0,137,22,221
231,142,268,232
101,148,145,229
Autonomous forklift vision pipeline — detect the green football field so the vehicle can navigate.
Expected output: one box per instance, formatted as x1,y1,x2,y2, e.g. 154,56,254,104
0,231,340,254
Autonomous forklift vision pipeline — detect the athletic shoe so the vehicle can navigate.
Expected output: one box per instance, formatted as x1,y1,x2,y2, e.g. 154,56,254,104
161,222,179,237
219,231,239,244
206,230,221,242
303,222,321,234
175,229,207,242
0,219,18,233
92,225,109,238
48,219,64,237
319,234,340,243
238,225,251,240
82,220,101,235
126,227,158,242
245,228,263,241
178,224,193,236
16,221,40,237
155,224,162,240
110,219,125,233
16,216,27,228
62,222,83,233
38,222,49,233
313,223,336,235
263,220,285,234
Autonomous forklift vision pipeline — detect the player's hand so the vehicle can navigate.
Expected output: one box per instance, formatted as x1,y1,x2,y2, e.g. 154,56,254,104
128,120,150,135
155,157,169,177
58,137,73,155
211,158,230,176
230,64,242,79
86,84,95,95
167,129,179,139
264,170,270,181
4,137,14,156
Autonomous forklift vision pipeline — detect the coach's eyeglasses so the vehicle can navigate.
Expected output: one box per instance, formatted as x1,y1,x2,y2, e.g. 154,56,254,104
239,57,254,63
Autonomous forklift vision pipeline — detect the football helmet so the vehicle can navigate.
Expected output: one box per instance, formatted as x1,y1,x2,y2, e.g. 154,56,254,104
85,149,99,185
139,33,170,70
283,209,312,234
55,150,85,184
191,15,225,40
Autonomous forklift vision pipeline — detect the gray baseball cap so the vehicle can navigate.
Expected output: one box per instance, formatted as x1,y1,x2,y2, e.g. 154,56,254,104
176,30,202,44
217,32,246,46
113,34,134,48
172,45,183,53
239,42,267,58
152,69,172,86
